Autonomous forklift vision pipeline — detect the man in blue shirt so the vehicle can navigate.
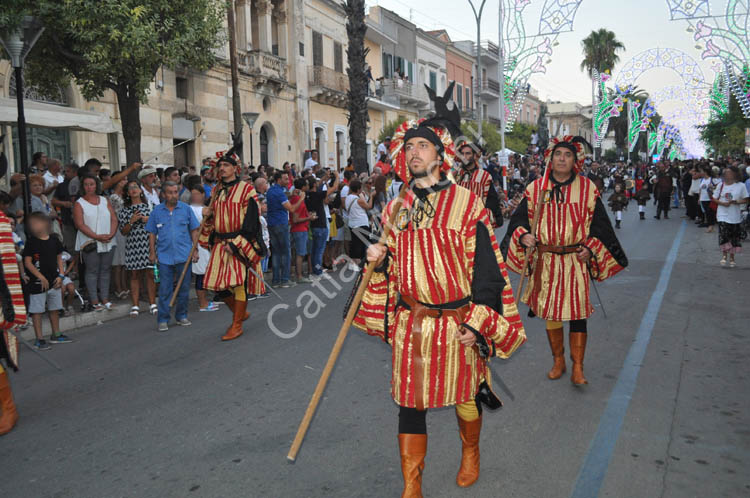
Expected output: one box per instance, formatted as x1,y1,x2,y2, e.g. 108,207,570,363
265,171,304,287
146,181,200,331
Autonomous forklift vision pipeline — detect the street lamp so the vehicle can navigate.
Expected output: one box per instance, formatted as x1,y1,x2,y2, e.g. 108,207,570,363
467,0,487,137
0,16,44,220
242,112,260,167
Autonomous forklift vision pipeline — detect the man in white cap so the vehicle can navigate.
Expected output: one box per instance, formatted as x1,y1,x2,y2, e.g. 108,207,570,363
139,167,160,208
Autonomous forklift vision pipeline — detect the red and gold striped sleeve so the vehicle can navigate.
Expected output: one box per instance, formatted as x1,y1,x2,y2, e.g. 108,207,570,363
0,213,27,330
462,200,526,359
352,200,400,343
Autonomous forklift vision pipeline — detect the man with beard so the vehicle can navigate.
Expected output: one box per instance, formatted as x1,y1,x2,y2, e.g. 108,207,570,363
354,102,526,497
199,150,266,341
456,142,503,226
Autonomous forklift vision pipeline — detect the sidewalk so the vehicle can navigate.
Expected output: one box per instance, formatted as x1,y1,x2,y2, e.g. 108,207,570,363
15,290,201,342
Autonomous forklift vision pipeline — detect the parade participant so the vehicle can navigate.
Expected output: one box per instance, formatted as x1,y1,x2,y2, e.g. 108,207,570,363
653,165,674,220
634,183,651,220
608,184,628,229
354,85,526,497
199,149,266,341
456,141,503,226
501,136,628,386
0,153,28,434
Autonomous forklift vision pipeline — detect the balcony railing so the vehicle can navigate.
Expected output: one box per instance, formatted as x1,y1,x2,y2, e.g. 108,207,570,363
476,78,500,97
238,50,287,82
308,65,349,94
382,78,429,107
475,40,499,60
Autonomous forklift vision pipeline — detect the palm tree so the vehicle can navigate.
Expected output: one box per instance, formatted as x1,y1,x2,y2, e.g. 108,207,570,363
580,29,625,159
344,0,370,174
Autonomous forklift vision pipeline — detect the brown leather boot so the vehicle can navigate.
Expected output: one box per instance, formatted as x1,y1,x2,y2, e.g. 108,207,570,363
546,327,566,380
222,295,249,321
221,299,248,341
456,414,482,488
0,370,19,436
398,433,427,498
569,332,588,385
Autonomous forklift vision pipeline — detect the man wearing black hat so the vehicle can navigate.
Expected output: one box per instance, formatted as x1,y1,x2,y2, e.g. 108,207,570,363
457,142,502,226
354,84,526,496
199,150,266,341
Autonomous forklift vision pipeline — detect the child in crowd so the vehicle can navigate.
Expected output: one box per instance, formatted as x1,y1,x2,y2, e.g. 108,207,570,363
258,197,270,299
22,212,71,349
60,251,79,315
189,185,218,312
634,184,651,220
608,183,628,229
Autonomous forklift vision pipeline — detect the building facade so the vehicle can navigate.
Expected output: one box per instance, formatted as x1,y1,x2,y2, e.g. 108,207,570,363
546,101,593,144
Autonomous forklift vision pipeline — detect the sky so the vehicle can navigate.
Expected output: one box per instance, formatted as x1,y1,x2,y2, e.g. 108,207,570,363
367,0,717,110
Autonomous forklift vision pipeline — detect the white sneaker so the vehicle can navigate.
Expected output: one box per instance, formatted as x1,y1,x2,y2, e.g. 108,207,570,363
149,304,158,315
347,262,360,272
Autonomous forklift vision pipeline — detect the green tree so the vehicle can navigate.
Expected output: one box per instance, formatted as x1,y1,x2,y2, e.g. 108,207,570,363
344,0,369,174
460,120,503,154
18,1,224,166
699,92,749,156
378,119,401,144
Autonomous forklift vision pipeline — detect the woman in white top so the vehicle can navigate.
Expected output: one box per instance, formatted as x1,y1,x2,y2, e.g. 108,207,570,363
345,178,374,267
699,167,720,232
713,166,748,268
73,175,118,311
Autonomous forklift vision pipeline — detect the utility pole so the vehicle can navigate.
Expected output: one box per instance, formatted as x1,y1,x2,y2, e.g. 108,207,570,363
227,0,244,160
498,0,505,154
467,0,487,137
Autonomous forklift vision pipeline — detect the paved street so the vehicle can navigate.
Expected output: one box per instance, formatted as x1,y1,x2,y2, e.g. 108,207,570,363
1,207,748,498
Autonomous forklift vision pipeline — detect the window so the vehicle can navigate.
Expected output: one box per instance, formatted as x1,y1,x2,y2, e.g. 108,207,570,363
465,87,470,109
176,76,188,99
312,31,323,67
299,42,305,56
456,83,463,109
429,71,436,91
382,52,392,78
407,62,413,82
334,42,343,73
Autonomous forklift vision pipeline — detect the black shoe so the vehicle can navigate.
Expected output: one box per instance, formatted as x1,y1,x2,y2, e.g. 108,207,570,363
654,216,660,220
34,339,51,350
698,223,708,227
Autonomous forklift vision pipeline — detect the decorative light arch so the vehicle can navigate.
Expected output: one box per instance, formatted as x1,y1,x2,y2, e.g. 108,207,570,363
614,47,707,90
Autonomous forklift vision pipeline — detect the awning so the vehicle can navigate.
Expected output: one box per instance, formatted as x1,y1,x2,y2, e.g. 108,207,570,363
0,97,119,133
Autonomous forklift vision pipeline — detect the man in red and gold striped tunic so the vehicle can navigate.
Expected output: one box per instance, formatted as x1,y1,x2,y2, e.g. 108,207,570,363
354,107,525,496
0,209,28,435
501,136,628,386
199,152,266,342
457,142,502,227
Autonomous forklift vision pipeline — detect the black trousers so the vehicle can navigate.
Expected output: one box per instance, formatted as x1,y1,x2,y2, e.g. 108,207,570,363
686,194,700,220
700,201,716,225
656,194,671,218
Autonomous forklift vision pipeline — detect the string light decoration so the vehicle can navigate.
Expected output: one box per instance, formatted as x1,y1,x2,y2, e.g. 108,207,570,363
592,69,621,148
668,0,750,117
499,0,584,131
625,97,655,153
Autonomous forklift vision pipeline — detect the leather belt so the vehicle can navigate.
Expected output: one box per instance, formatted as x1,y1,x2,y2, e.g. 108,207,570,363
214,231,240,240
399,295,471,410
532,244,580,298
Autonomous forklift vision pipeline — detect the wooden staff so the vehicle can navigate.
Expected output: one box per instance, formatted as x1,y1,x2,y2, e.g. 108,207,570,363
169,192,219,307
515,174,550,305
287,180,408,463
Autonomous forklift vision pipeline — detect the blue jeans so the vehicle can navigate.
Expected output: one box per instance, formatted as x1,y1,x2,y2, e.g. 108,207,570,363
672,189,680,208
157,261,191,324
311,226,329,275
261,255,269,273
269,224,291,284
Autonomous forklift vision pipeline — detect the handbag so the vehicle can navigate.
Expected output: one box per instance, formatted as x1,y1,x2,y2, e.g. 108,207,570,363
709,183,723,211
79,196,102,253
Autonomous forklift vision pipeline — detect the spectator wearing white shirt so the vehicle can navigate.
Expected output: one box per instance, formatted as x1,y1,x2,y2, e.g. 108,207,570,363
714,166,748,267
42,158,64,196
138,167,161,208
699,167,720,231
304,150,319,171
377,137,391,159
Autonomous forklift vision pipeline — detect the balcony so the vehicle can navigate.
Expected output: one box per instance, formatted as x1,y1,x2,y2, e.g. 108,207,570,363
476,78,500,99
238,50,287,88
381,78,429,109
308,65,349,108
475,40,499,63
460,108,477,121
487,115,502,127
